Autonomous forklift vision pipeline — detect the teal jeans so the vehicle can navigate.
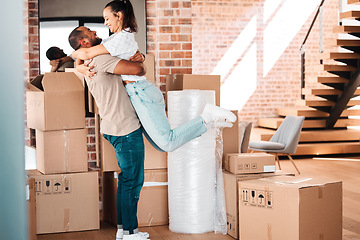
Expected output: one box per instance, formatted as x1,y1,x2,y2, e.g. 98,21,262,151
103,127,145,234
125,80,207,152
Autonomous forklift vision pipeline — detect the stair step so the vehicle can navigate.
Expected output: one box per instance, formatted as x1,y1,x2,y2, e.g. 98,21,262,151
252,127,360,142
318,76,349,83
277,107,360,117
333,25,360,33
295,142,360,155
258,117,360,129
303,88,360,96
305,99,360,107
340,10,360,19
325,52,360,60
302,88,343,95
323,64,357,72
334,39,360,46
348,0,360,4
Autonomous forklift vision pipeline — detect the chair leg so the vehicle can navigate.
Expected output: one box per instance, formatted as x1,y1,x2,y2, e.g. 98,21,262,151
275,153,281,170
287,154,300,174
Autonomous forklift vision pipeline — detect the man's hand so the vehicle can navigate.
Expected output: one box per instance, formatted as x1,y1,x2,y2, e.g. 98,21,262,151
76,59,96,80
129,50,145,63
50,59,61,72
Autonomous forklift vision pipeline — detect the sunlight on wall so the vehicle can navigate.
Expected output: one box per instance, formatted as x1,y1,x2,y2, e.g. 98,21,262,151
264,0,282,24
263,0,321,77
220,43,257,110
211,16,257,81
211,16,257,110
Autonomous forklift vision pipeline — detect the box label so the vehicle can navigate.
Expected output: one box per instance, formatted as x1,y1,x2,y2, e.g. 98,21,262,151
241,188,273,208
35,178,71,195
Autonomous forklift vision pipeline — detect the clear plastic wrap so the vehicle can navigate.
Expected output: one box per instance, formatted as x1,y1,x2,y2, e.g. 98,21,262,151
167,90,227,234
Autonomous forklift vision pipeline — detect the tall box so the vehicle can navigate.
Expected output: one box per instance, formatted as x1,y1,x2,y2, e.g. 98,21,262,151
36,129,88,174
100,134,167,171
239,176,342,240
29,171,100,234
103,169,168,227
26,72,85,131
224,153,276,174
223,170,295,239
166,74,221,106
222,110,239,163
26,177,37,240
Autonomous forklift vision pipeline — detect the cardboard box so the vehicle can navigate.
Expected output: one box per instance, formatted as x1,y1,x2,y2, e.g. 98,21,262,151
28,171,100,234
102,169,168,227
224,153,276,175
166,74,221,106
26,177,37,240
36,129,88,174
144,53,155,84
223,170,295,239
239,176,342,240
222,110,239,164
100,134,167,172
26,72,85,131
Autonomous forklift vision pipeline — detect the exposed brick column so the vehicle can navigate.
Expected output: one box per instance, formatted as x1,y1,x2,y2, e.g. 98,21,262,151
24,0,39,146
146,0,192,92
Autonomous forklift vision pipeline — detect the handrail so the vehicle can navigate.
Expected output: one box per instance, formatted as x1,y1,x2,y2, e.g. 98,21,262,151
300,0,326,49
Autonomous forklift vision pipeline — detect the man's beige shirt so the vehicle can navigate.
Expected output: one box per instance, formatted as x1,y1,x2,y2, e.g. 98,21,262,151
86,54,140,136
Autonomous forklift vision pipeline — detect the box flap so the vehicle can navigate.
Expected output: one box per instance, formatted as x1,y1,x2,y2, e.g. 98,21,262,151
258,176,341,189
29,75,45,91
42,72,84,92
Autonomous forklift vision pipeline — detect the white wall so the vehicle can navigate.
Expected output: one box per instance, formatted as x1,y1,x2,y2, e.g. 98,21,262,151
39,0,147,53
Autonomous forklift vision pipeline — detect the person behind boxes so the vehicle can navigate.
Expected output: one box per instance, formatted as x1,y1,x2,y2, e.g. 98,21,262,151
69,27,149,240
71,0,237,154
46,46,74,72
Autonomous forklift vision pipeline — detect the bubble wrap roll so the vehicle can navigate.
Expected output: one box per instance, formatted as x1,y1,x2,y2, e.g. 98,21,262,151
167,90,216,234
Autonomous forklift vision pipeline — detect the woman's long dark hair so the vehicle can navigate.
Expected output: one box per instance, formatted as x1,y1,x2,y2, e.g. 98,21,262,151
105,0,138,33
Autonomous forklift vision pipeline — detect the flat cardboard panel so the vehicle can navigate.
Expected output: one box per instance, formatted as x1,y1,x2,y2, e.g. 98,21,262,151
224,153,276,174
100,134,167,172
36,129,88,174
144,53,155,84
222,110,239,164
223,170,295,239
102,169,168,227
26,177,37,240
26,72,85,131
166,74,221,106
29,171,100,234
238,176,342,240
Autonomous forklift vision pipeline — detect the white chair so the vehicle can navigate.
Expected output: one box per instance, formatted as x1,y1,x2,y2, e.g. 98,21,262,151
249,116,305,174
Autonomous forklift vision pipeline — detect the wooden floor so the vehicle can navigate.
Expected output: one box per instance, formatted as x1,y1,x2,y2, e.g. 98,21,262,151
37,156,360,240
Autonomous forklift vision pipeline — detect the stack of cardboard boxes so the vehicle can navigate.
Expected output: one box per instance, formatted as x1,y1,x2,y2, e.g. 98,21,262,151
25,72,100,235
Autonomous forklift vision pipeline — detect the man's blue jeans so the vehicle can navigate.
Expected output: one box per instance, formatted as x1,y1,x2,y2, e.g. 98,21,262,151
103,127,145,234
125,80,207,152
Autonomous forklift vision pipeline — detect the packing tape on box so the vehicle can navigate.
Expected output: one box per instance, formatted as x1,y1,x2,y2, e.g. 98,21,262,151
63,130,70,172
167,90,227,234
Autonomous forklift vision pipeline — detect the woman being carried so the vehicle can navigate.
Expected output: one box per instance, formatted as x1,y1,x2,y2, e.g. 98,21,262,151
72,0,236,153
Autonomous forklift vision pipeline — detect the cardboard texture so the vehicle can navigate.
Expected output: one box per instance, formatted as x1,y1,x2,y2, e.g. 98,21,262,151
166,74,221,106
100,134,167,171
26,72,85,131
26,177,37,240
102,169,168,227
224,153,276,175
223,170,295,239
238,176,342,240
144,53,155,84
28,171,100,234
36,129,88,174
222,110,239,164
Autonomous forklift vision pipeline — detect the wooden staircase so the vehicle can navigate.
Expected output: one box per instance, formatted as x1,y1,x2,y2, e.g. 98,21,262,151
251,1,360,155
